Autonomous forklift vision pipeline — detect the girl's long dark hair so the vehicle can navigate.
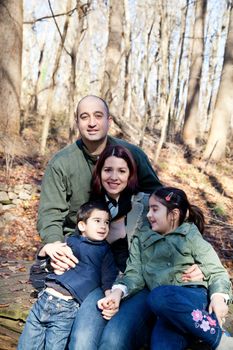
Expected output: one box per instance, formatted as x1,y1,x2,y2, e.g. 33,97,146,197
151,186,205,234
91,145,138,196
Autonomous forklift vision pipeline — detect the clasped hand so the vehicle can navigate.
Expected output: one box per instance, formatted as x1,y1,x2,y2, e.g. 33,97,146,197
38,241,78,274
97,289,123,320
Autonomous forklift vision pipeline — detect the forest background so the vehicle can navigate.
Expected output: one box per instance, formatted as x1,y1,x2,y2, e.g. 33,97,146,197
0,0,233,347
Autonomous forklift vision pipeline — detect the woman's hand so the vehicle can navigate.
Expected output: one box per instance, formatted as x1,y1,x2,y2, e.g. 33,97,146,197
39,242,78,273
182,264,204,282
105,289,111,297
97,289,123,320
209,295,228,327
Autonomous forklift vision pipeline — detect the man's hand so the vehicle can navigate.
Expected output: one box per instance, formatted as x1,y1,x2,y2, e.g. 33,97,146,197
182,264,204,282
209,294,228,327
39,242,78,273
97,289,123,320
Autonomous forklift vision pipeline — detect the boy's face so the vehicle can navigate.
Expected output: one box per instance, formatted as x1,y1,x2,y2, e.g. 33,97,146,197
78,209,110,241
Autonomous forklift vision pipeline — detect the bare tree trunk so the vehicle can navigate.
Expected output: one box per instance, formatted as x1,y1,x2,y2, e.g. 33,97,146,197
139,16,155,148
203,3,233,161
182,0,207,148
101,0,124,117
122,0,131,122
0,0,22,136
153,0,169,163
40,0,72,155
167,2,189,137
154,0,187,163
69,2,90,143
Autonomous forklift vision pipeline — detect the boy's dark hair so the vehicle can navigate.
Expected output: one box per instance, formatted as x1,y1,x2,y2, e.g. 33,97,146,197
77,200,111,224
151,186,205,234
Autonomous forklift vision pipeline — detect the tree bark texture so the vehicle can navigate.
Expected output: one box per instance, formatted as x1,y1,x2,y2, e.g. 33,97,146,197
0,0,22,136
182,0,207,148
203,3,233,161
101,0,125,118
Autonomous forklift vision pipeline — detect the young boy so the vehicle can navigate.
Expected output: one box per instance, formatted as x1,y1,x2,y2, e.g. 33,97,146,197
18,201,118,350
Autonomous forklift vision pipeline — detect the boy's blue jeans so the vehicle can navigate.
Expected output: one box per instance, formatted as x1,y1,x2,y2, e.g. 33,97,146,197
17,290,79,350
147,285,223,350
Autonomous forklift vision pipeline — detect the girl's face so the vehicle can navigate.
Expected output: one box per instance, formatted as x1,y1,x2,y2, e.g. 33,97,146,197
101,156,130,200
147,195,177,235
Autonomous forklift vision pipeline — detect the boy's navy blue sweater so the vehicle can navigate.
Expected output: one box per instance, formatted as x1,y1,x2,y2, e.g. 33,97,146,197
46,235,118,304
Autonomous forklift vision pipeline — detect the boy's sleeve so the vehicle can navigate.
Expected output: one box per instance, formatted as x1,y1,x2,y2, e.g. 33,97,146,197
101,250,119,291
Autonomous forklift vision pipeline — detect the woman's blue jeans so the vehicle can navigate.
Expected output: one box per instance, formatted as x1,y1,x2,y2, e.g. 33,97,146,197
17,290,79,350
147,285,222,350
68,287,154,350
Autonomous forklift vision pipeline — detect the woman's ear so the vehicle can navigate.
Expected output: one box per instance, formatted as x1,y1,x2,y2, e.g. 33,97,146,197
78,221,86,232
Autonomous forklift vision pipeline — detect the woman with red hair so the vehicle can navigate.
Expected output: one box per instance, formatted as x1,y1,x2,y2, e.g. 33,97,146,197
90,145,141,272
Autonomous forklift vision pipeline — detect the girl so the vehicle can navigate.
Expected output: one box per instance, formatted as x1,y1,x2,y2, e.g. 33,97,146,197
98,186,232,350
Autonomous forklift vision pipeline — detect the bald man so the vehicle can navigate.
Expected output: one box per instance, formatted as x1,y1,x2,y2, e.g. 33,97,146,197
37,95,161,245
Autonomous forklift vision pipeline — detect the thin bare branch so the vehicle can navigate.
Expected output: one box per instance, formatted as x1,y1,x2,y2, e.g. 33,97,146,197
24,6,77,25
48,0,72,58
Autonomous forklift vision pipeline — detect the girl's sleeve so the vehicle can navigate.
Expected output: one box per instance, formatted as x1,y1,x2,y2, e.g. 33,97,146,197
190,232,232,297
114,236,145,295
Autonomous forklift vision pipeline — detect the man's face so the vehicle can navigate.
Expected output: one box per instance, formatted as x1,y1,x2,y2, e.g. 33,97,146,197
76,96,111,145
78,209,110,241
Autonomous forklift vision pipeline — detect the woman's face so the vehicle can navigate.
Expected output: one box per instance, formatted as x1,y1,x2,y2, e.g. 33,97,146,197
101,156,130,199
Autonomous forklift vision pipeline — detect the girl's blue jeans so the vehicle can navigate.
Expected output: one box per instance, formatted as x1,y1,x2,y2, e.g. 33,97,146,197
68,287,154,350
17,290,79,350
147,285,223,350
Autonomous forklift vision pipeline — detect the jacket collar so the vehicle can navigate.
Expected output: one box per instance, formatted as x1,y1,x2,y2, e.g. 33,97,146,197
139,222,193,248
68,232,107,246
132,192,149,202
76,136,116,163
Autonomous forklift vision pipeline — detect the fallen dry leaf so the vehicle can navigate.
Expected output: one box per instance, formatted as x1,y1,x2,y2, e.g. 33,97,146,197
0,303,10,308
0,272,10,279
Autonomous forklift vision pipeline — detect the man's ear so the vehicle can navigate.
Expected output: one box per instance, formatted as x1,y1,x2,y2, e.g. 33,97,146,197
108,115,113,125
78,221,86,232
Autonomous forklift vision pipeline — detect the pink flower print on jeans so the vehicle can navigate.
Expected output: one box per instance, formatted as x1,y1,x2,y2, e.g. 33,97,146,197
206,316,216,327
191,309,203,322
200,320,211,332
191,309,217,335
